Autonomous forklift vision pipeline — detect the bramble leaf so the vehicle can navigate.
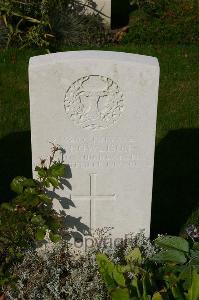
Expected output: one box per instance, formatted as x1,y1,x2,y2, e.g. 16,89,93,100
151,249,187,264
35,166,47,177
155,235,189,253
31,215,45,226
48,176,59,188
10,177,25,194
50,163,65,177
22,178,36,187
38,194,51,202
24,187,37,196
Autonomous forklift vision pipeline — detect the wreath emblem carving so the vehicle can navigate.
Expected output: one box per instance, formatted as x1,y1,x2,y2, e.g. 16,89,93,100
64,75,124,130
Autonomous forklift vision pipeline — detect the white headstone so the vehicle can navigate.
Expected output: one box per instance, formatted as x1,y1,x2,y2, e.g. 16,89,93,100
83,0,111,27
29,50,159,240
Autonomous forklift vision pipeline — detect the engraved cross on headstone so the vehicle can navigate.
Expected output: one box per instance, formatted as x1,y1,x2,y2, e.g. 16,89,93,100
72,173,116,230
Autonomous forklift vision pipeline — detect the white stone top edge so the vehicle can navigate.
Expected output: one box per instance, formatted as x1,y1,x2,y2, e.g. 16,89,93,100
29,50,159,68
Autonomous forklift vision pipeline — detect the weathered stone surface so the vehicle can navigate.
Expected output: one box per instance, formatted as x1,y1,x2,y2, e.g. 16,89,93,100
29,50,159,240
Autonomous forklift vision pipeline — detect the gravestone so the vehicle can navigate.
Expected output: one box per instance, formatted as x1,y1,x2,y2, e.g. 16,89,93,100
83,0,111,27
29,50,159,241
83,0,130,29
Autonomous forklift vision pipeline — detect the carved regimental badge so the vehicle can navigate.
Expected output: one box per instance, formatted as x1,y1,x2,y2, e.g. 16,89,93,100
64,75,124,130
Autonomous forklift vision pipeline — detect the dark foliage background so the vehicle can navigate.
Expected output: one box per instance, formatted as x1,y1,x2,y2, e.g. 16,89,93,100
124,0,198,44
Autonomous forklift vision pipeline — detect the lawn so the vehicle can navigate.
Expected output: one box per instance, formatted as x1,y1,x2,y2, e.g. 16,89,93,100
1,45,198,141
0,44,198,236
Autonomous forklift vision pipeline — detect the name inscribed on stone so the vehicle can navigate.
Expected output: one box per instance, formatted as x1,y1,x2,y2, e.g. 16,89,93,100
64,136,137,169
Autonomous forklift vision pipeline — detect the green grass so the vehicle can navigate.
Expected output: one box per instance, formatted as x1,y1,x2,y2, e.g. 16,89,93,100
0,45,198,141
0,45,199,236
0,49,43,138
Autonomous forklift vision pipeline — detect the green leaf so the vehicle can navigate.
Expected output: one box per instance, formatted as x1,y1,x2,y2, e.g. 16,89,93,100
131,277,142,298
163,271,178,286
187,269,199,300
31,215,45,226
50,163,65,177
116,264,131,273
10,176,25,194
35,166,47,177
44,179,50,187
22,178,36,187
155,235,189,253
49,232,61,243
103,272,117,292
190,250,199,265
113,268,126,287
48,176,59,188
96,253,114,275
0,236,10,243
189,257,199,266
8,247,14,255
143,273,153,299
193,242,199,251
1,202,13,211
35,228,46,241
38,194,51,202
24,187,37,196
111,288,129,300
96,253,116,291
96,253,111,267
125,248,142,264
47,217,60,231
179,265,193,289
16,252,23,259
152,292,163,300
171,282,185,299
151,249,187,264
96,253,110,263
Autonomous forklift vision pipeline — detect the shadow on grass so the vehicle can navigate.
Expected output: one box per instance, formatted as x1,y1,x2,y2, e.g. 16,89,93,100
151,128,199,238
0,131,32,203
